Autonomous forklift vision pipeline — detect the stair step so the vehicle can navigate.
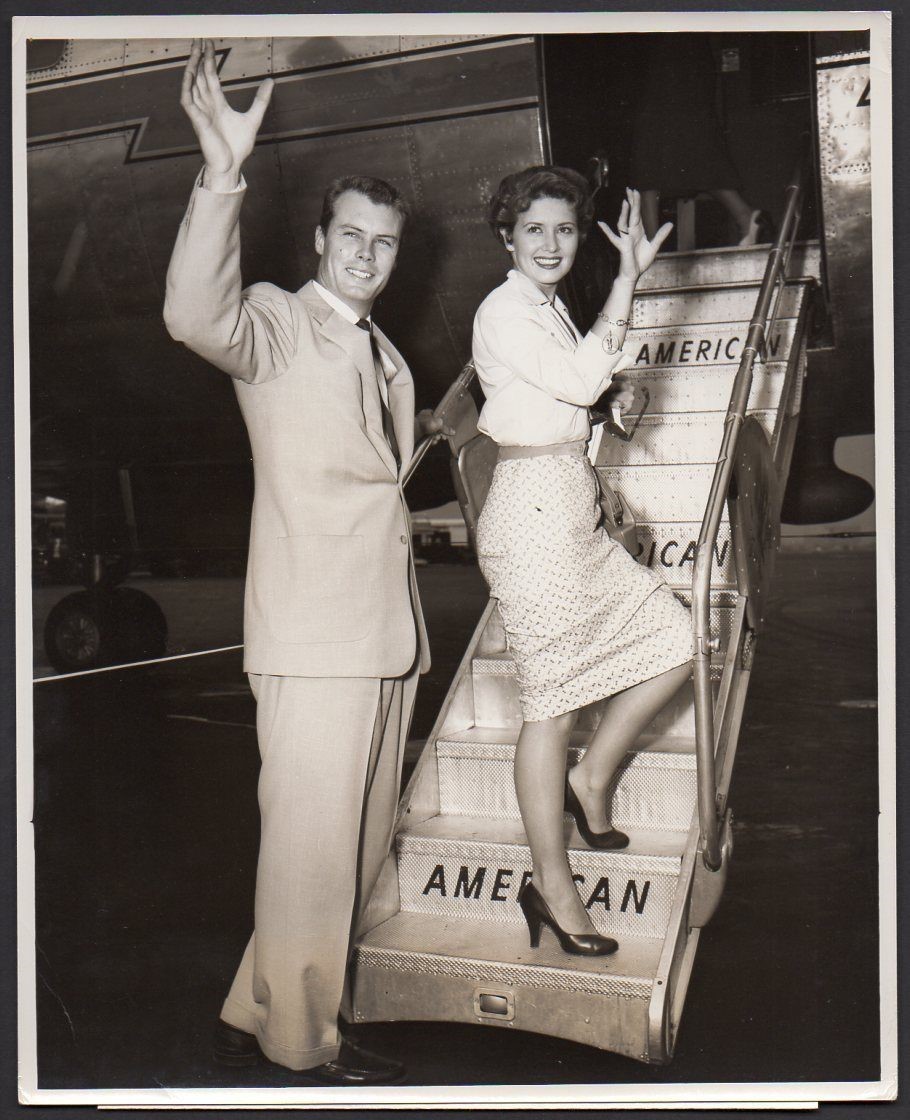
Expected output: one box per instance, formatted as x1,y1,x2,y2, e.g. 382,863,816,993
630,521,735,589
596,409,776,468
435,726,696,830
353,911,665,1060
625,316,799,371
470,655,714,738
599,462,720,524
630,282,805,329
396,815,684,939
623,353,788,415
637,240,820,290
357,910,662,994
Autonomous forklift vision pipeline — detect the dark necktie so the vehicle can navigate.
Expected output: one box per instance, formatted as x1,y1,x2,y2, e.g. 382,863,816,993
356,318,400,466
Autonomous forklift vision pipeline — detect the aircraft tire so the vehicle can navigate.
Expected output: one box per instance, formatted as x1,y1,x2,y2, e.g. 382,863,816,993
105,587,168,664
44,587,168,673
44,590,108,673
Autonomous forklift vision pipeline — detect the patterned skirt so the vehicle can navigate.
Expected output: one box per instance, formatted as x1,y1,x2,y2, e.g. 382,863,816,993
476,451,692,722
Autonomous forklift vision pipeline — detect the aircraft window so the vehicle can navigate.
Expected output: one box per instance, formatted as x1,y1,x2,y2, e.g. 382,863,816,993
27,39,67,73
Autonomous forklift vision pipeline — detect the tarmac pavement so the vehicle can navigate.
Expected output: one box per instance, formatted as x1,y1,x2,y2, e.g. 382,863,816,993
29,547,882,1092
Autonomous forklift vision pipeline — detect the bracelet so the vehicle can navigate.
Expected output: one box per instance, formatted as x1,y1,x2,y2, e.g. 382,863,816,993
601,333,622,355
598,312,632,328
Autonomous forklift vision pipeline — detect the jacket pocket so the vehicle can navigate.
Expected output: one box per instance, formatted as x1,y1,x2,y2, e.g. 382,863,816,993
269,533,370,644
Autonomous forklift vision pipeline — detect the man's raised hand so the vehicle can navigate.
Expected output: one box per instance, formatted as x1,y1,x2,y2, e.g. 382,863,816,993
180,39,274,190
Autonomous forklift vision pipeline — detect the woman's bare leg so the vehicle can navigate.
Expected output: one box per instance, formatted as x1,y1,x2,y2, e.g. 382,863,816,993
514,709,595,934
641,189,661,239
569,662,692,832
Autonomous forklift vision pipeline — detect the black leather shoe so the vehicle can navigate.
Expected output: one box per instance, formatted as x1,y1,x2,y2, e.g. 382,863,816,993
564,770,629,850
310,1036,407,1086
213,1019,260,1067
518,880,618,956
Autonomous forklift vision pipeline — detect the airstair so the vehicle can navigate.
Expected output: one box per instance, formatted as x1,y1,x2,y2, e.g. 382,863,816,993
352,182,818,1063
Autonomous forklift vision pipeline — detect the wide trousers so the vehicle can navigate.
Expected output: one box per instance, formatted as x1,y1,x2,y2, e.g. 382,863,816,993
220,668,418,1070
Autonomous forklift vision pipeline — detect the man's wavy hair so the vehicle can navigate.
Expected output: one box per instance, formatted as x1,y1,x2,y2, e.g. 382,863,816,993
318,175,411,234
487,165,594,246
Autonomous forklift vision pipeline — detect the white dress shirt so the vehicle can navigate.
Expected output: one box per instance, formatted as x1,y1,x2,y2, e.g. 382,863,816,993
312,282,391,408
473,268,633,446
312,279,362,327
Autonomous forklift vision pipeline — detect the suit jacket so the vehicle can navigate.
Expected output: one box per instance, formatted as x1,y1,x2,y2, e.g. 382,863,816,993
164,176,430,679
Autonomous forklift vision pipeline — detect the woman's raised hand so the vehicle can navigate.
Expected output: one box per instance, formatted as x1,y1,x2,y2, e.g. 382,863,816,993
598,188,673,280
180,39,274,186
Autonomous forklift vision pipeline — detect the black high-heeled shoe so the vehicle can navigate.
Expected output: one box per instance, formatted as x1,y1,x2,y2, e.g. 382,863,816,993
518,881,618,956
564,771,629,850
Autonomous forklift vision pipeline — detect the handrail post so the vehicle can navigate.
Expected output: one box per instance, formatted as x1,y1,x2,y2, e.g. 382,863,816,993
691,147,808,872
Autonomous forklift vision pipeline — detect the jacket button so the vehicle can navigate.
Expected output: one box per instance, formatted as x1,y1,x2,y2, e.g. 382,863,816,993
400,534,408,545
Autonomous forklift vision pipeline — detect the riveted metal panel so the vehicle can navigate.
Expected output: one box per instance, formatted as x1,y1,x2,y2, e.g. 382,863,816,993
622,358,788,418
815,53,872,349
639,241,821,290
630,283,804,329
596,410,776,468
600,463,718,524
397,833,679,939
631,521,736,589
624,320,798,375
352,913,661,1058
354,962,654,1059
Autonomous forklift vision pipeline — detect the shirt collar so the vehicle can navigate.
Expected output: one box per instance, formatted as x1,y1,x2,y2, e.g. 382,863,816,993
505,268,569,313
312,281,367,326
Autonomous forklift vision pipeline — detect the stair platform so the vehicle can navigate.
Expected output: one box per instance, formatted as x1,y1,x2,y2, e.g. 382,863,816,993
353,911,668,1061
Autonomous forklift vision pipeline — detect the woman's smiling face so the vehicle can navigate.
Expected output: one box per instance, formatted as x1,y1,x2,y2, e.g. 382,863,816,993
505,194,580,296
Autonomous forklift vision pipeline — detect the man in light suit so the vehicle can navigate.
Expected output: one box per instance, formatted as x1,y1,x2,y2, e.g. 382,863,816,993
164,40,439,1085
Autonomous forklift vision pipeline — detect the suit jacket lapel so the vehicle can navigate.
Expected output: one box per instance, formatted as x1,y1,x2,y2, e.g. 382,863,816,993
373,323,415,471
298,282,399,478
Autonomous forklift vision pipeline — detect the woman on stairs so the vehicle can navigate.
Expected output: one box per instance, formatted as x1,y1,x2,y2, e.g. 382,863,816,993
472,167,693,956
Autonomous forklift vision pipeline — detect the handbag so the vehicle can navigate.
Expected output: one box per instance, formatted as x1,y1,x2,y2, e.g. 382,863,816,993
596,472,639,557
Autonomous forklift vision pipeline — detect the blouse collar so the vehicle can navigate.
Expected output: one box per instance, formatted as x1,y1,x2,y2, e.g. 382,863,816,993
505,268,571,312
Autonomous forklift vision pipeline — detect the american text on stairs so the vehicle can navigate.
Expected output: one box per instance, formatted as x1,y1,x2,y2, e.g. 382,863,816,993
636,536,729,570
633,330,783,367
421,864,652,916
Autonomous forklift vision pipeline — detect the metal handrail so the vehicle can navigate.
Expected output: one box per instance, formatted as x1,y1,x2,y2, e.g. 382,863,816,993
402,361,477,488
692,150,808,871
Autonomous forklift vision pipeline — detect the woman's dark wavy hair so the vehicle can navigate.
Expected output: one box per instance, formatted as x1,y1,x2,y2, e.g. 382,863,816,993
487,165,594,245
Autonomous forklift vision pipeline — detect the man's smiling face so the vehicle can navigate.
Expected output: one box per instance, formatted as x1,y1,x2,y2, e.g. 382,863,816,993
314,190,404,317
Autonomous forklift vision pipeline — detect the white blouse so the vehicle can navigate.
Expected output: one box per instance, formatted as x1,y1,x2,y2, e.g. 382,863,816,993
473,268,633,446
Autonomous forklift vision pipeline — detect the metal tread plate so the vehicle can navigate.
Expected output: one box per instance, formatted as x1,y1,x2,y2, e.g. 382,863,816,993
436,726,698,764
355,911,661,1000
473,650,723,682
400,814,687,863
630,282,807,329
434,740,697,829
441,725,694,761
